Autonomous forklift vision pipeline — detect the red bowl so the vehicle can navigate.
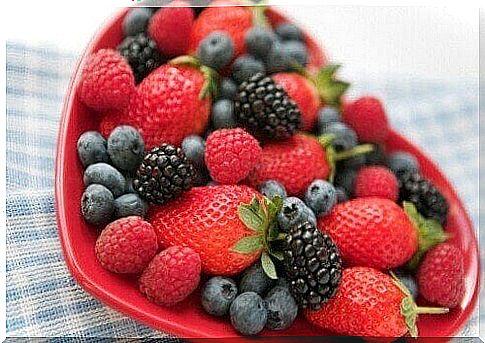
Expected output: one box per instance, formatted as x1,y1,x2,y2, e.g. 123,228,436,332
55,6,479,339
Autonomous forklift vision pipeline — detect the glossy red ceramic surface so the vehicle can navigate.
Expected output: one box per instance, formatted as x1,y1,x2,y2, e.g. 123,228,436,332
55,6,479,339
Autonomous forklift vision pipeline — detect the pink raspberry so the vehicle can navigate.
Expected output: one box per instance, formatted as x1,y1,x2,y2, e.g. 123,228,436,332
343,96,389,143
354,166,398,201
78,49,135,112
95,216,158,274
139,246,201,306
205,128,262,184
148,1,194,57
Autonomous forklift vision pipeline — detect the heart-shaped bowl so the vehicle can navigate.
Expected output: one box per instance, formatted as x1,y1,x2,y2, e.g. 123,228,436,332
55,5,479,339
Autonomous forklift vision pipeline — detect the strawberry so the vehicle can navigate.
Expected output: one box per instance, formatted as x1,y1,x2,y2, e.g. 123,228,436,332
148,185,263,276
189,1,253,59
318,197,418,269
105,60,213,148
305,267,448,337
417,243,465,308
148,0,194,57
247,134,329,196
272,72,320,131
247,133,373,196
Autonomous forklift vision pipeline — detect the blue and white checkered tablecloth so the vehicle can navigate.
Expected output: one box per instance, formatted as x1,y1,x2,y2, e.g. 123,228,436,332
5,42,480,338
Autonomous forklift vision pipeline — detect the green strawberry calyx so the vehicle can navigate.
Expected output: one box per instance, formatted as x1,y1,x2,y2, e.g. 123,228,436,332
403,201,449,271
169,55,219,100
251,3,269,28
231,195,284,279
391,271,449,338
294,63,350,107
317,133,374,183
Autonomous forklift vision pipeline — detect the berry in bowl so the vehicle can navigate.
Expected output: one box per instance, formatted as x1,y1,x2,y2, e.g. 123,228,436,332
55,1,479,339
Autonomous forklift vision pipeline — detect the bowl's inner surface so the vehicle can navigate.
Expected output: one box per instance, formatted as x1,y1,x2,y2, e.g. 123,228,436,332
55,7,479,339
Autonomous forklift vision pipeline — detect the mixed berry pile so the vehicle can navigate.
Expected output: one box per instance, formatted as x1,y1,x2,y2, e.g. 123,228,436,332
76,1,464,338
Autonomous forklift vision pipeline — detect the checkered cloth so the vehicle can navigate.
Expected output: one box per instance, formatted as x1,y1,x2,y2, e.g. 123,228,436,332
6,42,479,338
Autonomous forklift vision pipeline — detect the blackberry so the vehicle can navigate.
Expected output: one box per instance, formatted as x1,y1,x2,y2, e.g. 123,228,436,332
397,171,449,224
234,73,301,139
118,33,164,83
283,221,342,310
133,144,195,204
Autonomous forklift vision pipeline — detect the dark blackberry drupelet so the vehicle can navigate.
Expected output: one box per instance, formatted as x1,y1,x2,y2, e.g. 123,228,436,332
133,144,195,204
234,73,301,140
118,33,164,83
283,221,342,310
397,170,449,224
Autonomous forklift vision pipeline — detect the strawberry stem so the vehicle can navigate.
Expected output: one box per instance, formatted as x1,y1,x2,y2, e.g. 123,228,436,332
416,307,449,315
333,144,374,161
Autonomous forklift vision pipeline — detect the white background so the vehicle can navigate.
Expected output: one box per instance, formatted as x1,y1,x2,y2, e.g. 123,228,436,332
3,2,479,82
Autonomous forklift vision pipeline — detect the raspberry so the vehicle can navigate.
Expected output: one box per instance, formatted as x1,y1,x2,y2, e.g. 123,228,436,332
417,243,465,308
95,216,158,274
354,166,398,201
99,109,127,138
205,128,262,184
78,49,135,112
139,246,201,306
342,96,389,143
148,1,194,57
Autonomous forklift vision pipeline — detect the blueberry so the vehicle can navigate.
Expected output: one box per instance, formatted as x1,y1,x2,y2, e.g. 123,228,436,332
304,180,337,216
218,78,238,100
84,163,127,197
232,55,265,84
77,131,109,168
201,276,238,316
181,135,205,169
122,8,152,37
230,292,267,336
197,31,234,70
275,23,303,41
81,184,114,226
265,286,298,331
317,107,341,134
394,270,418,300
334,168,357,196
240,262,275,296
265,41,290,73
365,144,386,166
258,180,287,200
277,197,317,232
339,154,366,170
275,277,290,289
323,122,357,151
387,151,419,175
283,40,308,66
245,27,277,60
124,176,136,193
211,100,236,129
107,126,145,172
114,193,148,218
335,186,348,203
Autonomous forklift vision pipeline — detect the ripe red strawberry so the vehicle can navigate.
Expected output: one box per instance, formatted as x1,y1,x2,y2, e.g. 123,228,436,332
247,134,329,196
342,96,390,143
148,1,194,57
354,166,399,201
305,267,448,337
95,216,158,274
417,243,465,308
106,63,211,148
318,197,418,269
205,128,262,184
139,246,201,306
189,1,253,58
78,49,135,112
148,185,262,276
272,72,320,131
